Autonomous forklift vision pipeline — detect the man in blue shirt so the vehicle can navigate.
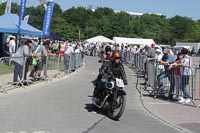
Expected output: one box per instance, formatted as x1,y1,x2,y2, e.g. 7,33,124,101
156,49,175,100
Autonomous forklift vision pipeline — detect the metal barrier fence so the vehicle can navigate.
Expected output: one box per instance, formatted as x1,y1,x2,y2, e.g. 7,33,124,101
131,53,200,107
0,53,83,93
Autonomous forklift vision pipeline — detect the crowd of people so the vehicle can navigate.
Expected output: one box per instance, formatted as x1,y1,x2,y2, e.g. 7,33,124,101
4,36,193,103
134,44,192,104
4,36,85,84
84,42,138,64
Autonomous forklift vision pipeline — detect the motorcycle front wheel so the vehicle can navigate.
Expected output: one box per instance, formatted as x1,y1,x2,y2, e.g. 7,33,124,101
107,95,126,121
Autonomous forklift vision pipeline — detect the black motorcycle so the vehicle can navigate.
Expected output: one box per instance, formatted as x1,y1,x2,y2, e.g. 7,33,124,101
91,60,126,120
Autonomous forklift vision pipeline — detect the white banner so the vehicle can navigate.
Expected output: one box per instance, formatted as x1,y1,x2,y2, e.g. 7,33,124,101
38,0,46,5
24,15,30,23
5,0,11,14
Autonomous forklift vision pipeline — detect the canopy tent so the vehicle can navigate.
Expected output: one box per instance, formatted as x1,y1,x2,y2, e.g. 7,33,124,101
86,35,114,44
113,37,155,47
49,34,63,40
0,13,42,36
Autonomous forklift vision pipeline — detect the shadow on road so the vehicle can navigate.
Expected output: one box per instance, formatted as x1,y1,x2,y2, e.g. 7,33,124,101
84,103,102,114
84,103,109,118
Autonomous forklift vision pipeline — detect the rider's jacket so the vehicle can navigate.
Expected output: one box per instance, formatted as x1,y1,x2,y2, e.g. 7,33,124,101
99,61,128,85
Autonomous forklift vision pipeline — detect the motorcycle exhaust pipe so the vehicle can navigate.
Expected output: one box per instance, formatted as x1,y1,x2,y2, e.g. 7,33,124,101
93,94,110,108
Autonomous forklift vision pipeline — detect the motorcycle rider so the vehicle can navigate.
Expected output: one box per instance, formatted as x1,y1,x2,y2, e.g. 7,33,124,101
99,45,113,63
92,51,128,97
111,52,128,85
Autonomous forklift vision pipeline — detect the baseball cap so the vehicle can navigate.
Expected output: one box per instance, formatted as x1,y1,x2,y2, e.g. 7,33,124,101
155,49,162,53
151,43,156,48
10,35,16,39
144,45,151,49
163,49,170,54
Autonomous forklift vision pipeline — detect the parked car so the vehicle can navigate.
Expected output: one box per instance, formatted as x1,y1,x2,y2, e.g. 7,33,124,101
173,46,193,55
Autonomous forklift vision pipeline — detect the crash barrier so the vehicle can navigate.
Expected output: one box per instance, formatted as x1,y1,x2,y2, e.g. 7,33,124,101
132,53,200,107
0,53,83,93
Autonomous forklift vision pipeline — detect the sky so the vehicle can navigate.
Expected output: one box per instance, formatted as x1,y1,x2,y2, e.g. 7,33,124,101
9,0,200,20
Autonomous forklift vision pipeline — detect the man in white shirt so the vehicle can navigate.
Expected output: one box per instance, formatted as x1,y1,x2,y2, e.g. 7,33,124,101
8,36,16,54
155,48,164,73
75,45,81,54
64,44,74,73
8,36,16,65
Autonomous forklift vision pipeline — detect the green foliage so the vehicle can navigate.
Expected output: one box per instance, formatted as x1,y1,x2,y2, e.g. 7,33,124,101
0,2,200,43
0,2,19,15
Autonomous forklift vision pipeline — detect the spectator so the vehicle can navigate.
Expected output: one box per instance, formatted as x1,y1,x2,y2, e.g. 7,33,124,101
12,39,32,82
33,39,39,52
130,45,136,65
8,36,16,65
51,41,59,54
78,43,84,59
126,45,131,63
122,45,127,63
29,40,48,81
8,36,16,54
59,42,67,61
64,43,74,73
156,49,175,100
131,46,136,55
24,39,34,81
171,48,191,103
43,40,56,76
146,43,156,62
112,44,120,52
169,52,183,101
155,48,164,73
144,45,151,71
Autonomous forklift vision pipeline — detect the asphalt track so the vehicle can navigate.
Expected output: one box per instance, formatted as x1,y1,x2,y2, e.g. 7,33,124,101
0,56,182,133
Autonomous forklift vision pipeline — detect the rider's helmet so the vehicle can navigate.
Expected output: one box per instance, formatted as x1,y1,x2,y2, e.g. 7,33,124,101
112,52,121,59
105,46,111,53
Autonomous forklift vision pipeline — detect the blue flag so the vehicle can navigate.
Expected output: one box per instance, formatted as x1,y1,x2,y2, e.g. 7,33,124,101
18,0,27,28
42,2,55,36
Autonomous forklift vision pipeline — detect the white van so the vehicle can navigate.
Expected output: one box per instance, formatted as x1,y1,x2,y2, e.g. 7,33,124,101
173,46,193,54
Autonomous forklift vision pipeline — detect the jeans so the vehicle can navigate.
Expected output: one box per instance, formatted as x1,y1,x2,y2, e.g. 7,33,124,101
74,55,77,68
174,75,181,97
181,75,190,99
124,53,127,63
157,70,175,97
13,62,23,82
64,54,70,72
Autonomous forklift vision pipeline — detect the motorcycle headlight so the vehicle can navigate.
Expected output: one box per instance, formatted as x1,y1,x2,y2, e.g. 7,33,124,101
106,81,115,89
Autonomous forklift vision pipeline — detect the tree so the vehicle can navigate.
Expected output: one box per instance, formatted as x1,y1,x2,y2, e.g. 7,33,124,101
0,2,19,15
169,16,194,41
1,2,200,43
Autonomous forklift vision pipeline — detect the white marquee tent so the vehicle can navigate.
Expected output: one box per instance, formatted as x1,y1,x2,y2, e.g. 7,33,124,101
86,35,114,44
113,37,155,47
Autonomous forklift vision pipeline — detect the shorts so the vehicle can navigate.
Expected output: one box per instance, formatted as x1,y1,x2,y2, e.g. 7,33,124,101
60,50,65,55
35,61,43,71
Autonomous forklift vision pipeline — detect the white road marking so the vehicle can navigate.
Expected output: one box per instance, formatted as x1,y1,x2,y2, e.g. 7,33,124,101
6,131,50,133
148,102,171,105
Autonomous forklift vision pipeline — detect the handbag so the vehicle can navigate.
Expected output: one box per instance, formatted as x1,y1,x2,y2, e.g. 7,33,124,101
32,58,37,66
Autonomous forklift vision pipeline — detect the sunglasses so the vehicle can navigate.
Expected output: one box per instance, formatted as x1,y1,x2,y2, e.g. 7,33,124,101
114,57,121,59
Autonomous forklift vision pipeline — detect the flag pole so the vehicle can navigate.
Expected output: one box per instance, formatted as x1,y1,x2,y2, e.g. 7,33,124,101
17,0,27,48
